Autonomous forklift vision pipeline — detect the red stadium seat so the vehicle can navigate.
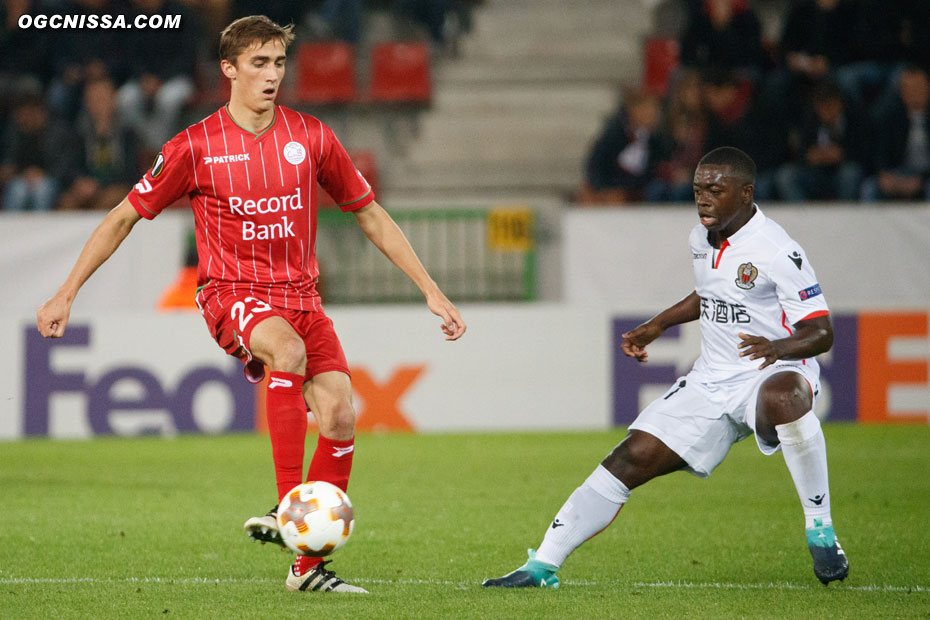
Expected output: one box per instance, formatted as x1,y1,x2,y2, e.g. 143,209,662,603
295,42,358,104
368,42,432,104
642,37,680,96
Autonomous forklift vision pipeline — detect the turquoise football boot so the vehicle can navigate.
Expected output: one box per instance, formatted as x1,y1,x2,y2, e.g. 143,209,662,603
482,549,560,588
807,519,849,585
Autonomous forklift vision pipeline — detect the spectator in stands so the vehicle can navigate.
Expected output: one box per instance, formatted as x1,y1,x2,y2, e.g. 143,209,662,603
854,0,930,118
231,0,294,26
678,0,767,85
775,80,866,201
892,0,930,68
236,0,363,45
303,0,364,45
118,0,199,154
701,70,754,152
578,89,664,205
700,69,775,199
649,70,708,201
58,77,141,211
778,0,858,81
393,0,453,50
861,65,930,201
47,0,128,123
1,1,54,114
1,93,81,211
835,0,900,111
761,0,859,127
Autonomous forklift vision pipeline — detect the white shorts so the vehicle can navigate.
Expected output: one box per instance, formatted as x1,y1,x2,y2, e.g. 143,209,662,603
628,363,820,478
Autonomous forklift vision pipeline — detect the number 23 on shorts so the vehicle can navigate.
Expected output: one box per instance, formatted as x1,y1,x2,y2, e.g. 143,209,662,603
230,296,273,332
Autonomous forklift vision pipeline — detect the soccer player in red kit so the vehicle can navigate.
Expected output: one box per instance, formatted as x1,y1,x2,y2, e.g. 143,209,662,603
36,15,466,593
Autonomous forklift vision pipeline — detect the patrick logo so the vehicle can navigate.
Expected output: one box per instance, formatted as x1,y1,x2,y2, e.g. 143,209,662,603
269,376,294,390
332,445,354,458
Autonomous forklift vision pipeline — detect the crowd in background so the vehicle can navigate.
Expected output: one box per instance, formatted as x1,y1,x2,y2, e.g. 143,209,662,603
0,0,476,212
3,0,929,212
579,0,930,204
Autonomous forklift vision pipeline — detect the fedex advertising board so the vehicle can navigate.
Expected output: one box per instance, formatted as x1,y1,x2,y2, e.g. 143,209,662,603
1,308,926,440
612,312,929,425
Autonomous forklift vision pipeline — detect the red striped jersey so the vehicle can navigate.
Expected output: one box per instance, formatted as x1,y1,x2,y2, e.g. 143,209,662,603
127,104,374,311
689,206,829,377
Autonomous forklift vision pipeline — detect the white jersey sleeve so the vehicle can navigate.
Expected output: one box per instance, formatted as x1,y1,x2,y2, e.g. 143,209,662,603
771,243,830,325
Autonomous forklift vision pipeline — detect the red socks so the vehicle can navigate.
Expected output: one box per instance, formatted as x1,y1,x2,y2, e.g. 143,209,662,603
294,435,355,575
307,435,355,492
265,375,356,500
294,554,321,575
265,371,308,502
266,371,355,576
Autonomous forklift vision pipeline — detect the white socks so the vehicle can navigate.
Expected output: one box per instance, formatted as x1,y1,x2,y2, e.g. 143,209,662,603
533,413,832,571
535,465,630,568
776,411,832,528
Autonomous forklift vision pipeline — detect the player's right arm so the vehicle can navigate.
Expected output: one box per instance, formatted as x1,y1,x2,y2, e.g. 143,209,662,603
621,291,701,362
38,130,194,338
37,198,142,338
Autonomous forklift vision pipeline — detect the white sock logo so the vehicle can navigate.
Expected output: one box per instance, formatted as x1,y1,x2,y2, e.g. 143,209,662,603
269,377,293,389
332,445,354,458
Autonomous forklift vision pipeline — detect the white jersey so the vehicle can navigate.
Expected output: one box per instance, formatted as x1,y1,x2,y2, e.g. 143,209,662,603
689,206,829,379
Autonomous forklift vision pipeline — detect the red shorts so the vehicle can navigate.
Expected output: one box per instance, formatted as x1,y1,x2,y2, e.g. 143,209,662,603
199,287,349,381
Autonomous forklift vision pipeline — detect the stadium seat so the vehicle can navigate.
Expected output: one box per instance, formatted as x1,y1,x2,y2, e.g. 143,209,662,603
295,42,358,104
642,37,680,96
368,42,432,104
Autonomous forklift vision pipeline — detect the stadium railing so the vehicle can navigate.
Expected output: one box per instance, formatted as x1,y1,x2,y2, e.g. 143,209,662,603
315,205,536,303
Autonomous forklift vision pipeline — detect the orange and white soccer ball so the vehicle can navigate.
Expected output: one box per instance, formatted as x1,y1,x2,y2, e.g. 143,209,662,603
276,481,355,556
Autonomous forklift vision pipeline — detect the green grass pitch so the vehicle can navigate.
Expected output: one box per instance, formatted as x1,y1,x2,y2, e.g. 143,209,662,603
1,425,928,619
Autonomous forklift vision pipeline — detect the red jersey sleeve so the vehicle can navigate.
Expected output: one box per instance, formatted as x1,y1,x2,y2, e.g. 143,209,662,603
127,131,195,220
316,122,374,213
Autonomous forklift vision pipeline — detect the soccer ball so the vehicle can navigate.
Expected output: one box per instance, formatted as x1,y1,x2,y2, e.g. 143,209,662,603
276,481,355,556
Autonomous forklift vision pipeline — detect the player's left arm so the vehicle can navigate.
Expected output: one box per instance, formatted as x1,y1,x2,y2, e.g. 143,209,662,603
738,243,832,369
353,201,466,341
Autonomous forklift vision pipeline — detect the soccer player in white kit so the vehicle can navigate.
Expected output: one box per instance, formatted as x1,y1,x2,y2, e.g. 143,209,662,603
483,147,849,588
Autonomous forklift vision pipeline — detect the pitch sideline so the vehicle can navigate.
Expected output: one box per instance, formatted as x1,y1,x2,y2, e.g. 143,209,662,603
0,576,926,593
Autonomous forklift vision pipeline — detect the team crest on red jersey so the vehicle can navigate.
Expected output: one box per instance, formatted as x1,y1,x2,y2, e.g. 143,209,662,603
283,141,306,165
735,262,758,289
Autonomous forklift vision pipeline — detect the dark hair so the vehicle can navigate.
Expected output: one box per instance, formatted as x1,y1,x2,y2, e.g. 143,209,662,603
698,146,756,184
219,15,295,65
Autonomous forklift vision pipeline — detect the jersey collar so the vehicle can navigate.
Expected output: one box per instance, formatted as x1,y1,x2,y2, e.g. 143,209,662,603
223,104,277,140
723,203,765,246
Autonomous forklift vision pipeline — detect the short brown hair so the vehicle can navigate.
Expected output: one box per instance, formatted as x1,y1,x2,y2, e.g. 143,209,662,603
219,15,295,65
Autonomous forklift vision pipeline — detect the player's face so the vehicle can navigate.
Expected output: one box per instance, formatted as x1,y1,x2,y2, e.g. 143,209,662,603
692,164,753,235
226,39,286,111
